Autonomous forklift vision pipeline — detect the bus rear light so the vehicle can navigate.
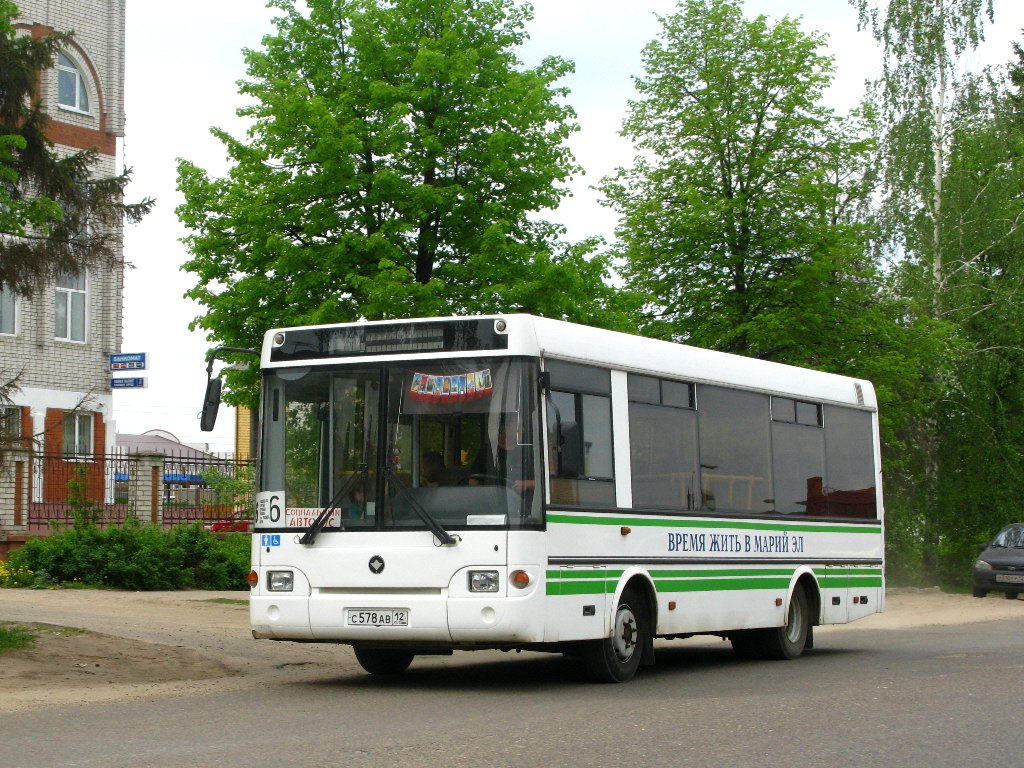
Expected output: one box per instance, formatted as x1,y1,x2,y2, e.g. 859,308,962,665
509,570,531,589
247,570,259,588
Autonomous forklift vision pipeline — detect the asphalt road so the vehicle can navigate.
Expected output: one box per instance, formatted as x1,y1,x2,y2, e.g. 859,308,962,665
3,596,1023,768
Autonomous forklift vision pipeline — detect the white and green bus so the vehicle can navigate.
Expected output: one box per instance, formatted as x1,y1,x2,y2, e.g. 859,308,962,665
229,314,883,682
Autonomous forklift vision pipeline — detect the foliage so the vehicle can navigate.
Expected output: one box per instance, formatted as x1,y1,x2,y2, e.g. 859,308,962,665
203,464,256,511
601,0,963,585
849,0,994,278
845,0,1007,585
0,0,152,298
0,560,35,588
602,0,881,367
66,465,104,526
0,623,36,654
926,68,1024,589
177,0,632,405
7,520,251,590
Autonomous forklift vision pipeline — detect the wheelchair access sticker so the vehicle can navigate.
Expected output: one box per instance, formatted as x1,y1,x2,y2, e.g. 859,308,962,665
260,534,281,547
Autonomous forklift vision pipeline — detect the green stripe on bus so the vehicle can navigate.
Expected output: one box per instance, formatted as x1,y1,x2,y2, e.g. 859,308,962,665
653,577,792,592
545,569,625,580
546,565,884,596
547,580,617,596
547,513,880,535
648,568,795,579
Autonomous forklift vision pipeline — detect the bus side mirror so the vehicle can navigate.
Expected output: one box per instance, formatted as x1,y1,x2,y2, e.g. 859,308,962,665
558,421,582,479
200,377,222,432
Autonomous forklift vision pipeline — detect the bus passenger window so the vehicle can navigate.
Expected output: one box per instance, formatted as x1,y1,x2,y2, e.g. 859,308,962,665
697,386,773,514
821,406,877,519
545,360,615,507
628,374,699,511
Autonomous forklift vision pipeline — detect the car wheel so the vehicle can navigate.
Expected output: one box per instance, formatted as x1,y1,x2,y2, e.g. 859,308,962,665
1005,592,1019,600
581,587,647,683
353,647,415,675
972,588,988,598
760,584,810,660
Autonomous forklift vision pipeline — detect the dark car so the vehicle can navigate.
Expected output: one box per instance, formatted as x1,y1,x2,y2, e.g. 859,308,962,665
972,523,1024,599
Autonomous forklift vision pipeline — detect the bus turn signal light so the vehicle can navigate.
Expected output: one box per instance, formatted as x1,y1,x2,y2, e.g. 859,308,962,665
510,570,531,589
247,570,259,588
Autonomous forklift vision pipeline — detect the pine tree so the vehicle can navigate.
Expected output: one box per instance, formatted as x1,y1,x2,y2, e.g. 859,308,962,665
0,0,152,299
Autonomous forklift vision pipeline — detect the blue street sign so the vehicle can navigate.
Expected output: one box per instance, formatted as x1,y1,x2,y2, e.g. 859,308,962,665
110,352,147,371
111,377,147,389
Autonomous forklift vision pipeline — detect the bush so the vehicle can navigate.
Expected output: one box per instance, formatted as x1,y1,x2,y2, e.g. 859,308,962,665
6,521,251,590
0,560,35,588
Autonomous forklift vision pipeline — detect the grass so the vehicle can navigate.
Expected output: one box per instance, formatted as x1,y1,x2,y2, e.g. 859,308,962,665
202,597,249,606
0,623,37,654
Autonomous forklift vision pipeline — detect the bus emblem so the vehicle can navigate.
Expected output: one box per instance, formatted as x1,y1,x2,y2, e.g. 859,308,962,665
369,556,385,574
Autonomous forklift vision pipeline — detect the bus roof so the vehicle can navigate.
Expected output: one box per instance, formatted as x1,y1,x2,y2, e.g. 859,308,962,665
262,314,876,410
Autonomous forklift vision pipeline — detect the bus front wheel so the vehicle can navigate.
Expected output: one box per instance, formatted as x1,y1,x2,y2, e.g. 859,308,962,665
581,588,648,683
353,647,415,676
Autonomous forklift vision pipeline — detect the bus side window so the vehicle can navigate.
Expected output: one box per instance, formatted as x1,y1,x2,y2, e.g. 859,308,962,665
627,374,699,512
821,406,877,519
770,397,825,515
545,360,615,508
696,385,773,514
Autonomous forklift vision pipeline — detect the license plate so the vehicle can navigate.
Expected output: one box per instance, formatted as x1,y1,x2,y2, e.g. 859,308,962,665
995,574,1024,584
346,609,409,627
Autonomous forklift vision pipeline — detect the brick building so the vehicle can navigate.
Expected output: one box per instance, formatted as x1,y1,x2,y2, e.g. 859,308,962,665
1,1,127,533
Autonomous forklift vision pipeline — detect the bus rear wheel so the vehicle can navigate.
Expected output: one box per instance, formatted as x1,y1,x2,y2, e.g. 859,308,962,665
353,647,415,676
581,588,648,683
730,584,811,661
761,584,810,660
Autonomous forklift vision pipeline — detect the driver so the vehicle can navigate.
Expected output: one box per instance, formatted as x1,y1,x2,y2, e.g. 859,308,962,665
470,413,535,494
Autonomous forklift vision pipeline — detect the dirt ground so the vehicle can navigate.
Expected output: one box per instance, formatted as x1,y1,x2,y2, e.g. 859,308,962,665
1,587,1021,712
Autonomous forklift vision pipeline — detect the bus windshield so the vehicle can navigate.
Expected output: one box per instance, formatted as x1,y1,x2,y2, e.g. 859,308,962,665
259,358,542,531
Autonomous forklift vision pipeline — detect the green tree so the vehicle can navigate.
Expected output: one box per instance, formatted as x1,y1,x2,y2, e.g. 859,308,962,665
602,0,880,370
849,0,994,285
929,62,1024,586
847,1,1021,585
178,0,631,402
602,0,950,582
0,0,152,298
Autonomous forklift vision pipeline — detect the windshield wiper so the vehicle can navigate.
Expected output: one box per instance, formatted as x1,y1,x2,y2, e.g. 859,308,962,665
299,465,367,546
384,468,458,546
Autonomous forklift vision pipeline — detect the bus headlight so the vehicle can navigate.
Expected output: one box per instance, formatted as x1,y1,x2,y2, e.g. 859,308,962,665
469,570,499,593
267,570,294,592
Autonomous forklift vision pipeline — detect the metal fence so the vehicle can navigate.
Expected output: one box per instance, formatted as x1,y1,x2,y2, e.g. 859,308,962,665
19,449,255,534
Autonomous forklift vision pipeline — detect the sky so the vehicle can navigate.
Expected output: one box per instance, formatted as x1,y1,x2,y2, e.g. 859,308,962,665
115,0,1024,453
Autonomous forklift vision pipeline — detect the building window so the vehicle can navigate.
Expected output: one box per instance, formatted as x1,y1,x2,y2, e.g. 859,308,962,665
55,271,86,342
0,283,14,334
0,406,20,440
57,52,90,112
63,412,92,455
